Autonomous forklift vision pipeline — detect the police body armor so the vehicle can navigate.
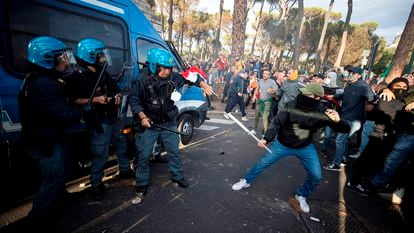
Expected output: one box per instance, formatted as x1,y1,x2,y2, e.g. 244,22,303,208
143,71,178,124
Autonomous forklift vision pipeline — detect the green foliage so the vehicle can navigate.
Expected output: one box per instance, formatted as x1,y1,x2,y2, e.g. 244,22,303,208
373,47,396,75
154,0,391,72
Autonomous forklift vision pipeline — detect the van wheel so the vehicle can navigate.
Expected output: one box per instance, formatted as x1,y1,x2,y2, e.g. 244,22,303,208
178,114,194,145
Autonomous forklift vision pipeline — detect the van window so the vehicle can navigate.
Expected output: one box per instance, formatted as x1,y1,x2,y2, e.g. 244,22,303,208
3,1,128,76
136,39,166,70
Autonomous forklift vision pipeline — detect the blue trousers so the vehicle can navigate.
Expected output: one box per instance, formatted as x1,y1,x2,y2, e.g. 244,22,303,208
244,139,322,197
89,122,130,187
28,144,65,218
372,133,414,187
135,121,183,186
357,120,375,153
333,120,361,165
225,94,247,116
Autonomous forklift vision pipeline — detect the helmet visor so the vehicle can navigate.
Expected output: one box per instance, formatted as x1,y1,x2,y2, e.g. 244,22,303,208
97,48,112,66
57,49,76,65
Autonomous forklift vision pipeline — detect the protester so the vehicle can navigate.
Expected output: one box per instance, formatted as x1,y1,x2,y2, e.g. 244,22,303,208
362,83,414,193
277,69,304,111
324,66,375,171
347,78,409,195
232,83,350,213
252,69,278,135
223,69,249,122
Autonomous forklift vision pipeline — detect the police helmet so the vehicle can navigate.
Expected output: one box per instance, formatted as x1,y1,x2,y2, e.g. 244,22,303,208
147,48,175,74
76,38,112,65
27,36,75,69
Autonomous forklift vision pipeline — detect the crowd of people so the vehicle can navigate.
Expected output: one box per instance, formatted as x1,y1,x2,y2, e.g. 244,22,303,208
188,53,413,215
19,36,413,231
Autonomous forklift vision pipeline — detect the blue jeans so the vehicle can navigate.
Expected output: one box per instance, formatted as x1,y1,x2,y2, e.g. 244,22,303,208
322,127,334,151
357,120,375,153
244,139,322,197
372,133,414,187
225,94,246,116
112,120,130,173
89,123,115,187
135,121,183,186
28,144,65,218
333,120,361,165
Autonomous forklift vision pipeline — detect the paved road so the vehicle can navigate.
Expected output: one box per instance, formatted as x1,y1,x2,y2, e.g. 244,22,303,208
0,112,408,233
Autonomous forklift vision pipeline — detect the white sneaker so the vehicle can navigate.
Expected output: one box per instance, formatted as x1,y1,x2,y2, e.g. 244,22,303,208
232,179,250,190
349,152,361,159
223,112,230,120
295,195,310,213
241,116,248,122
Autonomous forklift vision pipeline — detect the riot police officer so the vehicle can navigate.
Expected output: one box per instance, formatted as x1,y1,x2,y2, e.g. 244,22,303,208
67,38,132,201
19,36,83,229
129,48,213,198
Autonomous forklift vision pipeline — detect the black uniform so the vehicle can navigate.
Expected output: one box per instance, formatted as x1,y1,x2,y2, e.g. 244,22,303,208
129,67,202,124
19,70,83,225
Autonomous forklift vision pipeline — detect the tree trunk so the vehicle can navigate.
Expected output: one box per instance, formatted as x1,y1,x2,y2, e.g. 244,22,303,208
231,0,248,59
180,4,185,54
265,44,272,63
168,0,174,41
385,3,414,83
276,46,284,71
334,0,352,68
315,0,334,73
321,36,333,71
250,0,265,56
188,38,193,54
214,0,224,58
292,0,304,69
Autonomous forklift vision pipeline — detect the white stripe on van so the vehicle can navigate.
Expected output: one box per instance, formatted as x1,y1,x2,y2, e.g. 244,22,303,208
80,0,125,14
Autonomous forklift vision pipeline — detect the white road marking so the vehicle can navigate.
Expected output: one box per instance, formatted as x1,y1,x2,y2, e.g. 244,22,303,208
122,214,151,233
206,118,235,125
197,125,219,131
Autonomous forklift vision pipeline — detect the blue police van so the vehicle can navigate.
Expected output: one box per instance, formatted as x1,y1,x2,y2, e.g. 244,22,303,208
0,0,208,210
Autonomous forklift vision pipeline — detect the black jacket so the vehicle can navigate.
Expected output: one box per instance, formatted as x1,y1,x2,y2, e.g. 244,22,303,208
394,91,414,135
19,71,83,153
129,68,203,124
264,98,350,148
66,67,119,124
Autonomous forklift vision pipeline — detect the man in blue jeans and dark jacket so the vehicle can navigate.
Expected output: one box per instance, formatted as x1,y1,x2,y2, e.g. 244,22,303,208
232,83,350,213
324,66,375,171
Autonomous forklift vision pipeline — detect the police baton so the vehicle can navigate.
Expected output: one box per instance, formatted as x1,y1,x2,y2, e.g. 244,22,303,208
227,113,272,153
87,62,108,106
151,123,187,136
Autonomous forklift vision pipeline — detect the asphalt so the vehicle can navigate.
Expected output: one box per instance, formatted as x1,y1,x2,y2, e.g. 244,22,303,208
0,96,410,233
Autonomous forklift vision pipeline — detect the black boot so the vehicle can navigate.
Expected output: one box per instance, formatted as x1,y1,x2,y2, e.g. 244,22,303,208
136,185,148,196
171,177,189,188
92,183,105,201
119,170,134,179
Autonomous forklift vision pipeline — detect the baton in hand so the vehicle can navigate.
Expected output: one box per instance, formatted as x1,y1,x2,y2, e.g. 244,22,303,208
87,62,108,106
227,113,272,153
151,123,187,136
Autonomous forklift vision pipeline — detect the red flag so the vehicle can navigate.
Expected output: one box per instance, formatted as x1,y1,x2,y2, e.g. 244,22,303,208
181,66,206,83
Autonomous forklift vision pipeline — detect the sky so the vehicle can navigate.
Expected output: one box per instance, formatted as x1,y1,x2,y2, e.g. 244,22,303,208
197,0,412,44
